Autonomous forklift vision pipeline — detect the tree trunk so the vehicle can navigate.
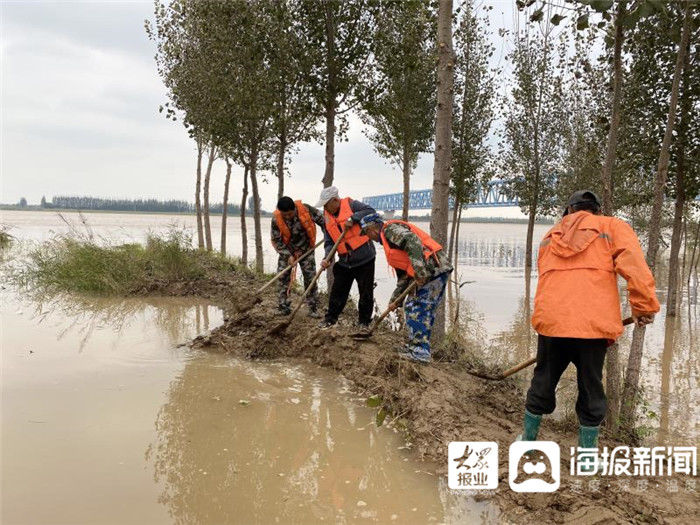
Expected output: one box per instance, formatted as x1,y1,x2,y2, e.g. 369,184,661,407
666,183,686,317
276,135,286,201
452,203,463,327
240,165,249,265
322,5,336,189
322,99,336,188
249,151,264,273
600,3,626,426
221,158,232,255
429,0,455,342
600,2,625,215
605,340,621,428
666,42,691,317
687,219,700,292
447,199,460,319
203,143,216,252
402,146,410,221
620,2,692,428
195,138,204,250
657,314,678,444
524,203,536,292
448,199,459,261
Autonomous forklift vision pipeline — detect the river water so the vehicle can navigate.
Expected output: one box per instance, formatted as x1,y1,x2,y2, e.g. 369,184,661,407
1,209,697,523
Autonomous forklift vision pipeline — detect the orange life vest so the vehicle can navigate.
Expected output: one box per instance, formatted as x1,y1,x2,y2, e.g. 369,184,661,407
273,200,316,248
380,220,442,277
324,197,370,255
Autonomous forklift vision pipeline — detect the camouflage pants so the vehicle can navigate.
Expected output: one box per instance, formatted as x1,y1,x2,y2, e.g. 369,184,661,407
277,253,318,310
404,272,450,359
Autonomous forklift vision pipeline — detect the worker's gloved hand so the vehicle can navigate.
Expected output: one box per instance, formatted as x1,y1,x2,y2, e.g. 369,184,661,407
321,259,331,270
287,255,296,266
345,218,354,229
633,314,655,327
415,276,427,287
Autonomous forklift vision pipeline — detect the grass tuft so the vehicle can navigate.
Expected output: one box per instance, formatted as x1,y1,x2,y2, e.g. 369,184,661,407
16,229,239,295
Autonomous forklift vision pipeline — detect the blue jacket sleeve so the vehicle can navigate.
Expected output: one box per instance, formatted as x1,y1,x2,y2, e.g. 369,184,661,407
349,199,376,223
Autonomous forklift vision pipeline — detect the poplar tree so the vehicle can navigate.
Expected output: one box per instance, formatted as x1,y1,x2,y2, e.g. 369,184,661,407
361,0,436,220
297,0,377,188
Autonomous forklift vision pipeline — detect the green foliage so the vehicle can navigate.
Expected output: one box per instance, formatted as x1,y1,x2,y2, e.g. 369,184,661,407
0,227,12,250
451,1,497,206
296,0,377,141
498,24,567,218
360,0,435,189
17,230,238,296
375,407,388,427
366,394,382,408
616,1,700,211
267,1,323,176
554,30,608,205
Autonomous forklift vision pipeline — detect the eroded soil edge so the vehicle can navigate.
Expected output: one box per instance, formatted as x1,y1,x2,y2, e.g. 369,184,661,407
147,270,697,525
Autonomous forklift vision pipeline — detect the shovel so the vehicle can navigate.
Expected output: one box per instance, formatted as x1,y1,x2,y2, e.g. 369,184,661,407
270,226,349,335
236,240,323,313
351,281,418,340
467,316,635,381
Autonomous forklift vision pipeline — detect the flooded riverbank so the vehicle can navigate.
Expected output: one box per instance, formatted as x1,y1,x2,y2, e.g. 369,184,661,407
1,209,698,524
1,289,495,523
3,209,696,442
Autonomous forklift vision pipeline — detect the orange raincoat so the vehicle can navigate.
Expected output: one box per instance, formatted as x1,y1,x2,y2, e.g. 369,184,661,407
532,211,660,341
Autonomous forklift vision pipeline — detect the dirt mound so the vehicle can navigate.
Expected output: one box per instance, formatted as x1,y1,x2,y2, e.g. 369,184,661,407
152,271,697,524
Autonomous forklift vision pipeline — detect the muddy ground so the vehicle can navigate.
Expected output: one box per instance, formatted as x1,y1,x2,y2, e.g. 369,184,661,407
141,269,698,525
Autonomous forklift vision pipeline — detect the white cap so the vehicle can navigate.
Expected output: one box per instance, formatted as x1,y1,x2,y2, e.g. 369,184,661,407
316,186,339,207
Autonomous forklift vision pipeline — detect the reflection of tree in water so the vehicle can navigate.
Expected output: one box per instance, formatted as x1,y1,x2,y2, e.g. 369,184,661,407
23,293,217,351
146,359,444,524
653,312,697,443
454,237,527,269
491,293,536,364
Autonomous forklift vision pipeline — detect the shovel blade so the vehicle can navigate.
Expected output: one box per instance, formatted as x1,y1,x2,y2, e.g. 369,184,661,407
269,320,290,336
235,295,262,314
350,330,373,340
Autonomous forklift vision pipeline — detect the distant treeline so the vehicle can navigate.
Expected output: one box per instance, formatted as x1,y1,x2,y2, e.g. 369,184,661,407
28,196,269,215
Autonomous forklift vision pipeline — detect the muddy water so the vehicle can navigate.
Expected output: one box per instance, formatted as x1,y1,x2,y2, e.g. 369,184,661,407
2,209,698,443
1,289,494,524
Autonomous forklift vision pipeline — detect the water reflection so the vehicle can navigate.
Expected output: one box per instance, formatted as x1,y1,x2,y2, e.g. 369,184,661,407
146,357,451,524
454,236,528,269
23,294,218,351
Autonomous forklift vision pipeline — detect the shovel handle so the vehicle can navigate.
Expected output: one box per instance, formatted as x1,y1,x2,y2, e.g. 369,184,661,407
287,226,350,322
365,281,418,334
257,240,323,294
498,315,636,380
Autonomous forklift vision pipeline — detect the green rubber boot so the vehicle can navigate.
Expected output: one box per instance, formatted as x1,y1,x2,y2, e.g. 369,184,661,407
516,410,542,441
578,425,600,474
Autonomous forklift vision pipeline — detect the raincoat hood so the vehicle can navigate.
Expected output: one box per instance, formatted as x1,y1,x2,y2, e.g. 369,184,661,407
547,211,600,259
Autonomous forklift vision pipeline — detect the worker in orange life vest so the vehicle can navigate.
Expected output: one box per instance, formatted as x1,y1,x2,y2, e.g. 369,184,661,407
270,196,326,316
360,214,453,363
316,186,378,329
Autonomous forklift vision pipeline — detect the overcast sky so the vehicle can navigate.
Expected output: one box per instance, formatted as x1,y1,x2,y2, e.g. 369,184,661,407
1,0,522,216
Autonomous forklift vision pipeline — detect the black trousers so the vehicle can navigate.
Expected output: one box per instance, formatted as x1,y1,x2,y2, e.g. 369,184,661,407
525,335,608,427
324,258,375,325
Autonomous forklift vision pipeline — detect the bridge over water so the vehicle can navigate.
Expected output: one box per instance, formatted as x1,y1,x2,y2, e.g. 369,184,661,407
362,179,517,211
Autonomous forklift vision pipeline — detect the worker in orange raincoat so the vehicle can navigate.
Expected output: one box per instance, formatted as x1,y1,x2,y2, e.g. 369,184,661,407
520,190,660,457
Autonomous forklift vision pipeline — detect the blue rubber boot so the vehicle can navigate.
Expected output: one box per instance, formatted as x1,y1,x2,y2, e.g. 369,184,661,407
516,410,542,441
578,425,600,474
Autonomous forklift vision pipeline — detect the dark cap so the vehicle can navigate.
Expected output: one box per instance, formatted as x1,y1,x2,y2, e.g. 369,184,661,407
563,190,601,216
